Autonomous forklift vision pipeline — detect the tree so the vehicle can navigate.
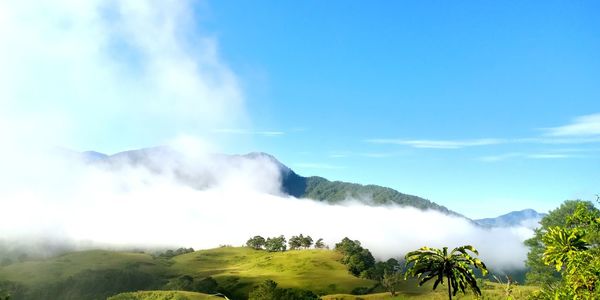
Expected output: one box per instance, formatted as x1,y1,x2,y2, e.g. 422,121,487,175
248,280,318,300
381,270,402,296
404,245,488,300
265,236,287,252
301,235,313,249
372,258,401,281
314,238,326,249
524,200,598,285
335,237,375,277
531,200,600,298
288,235,302,250
248,280,278,300
246,236,266,250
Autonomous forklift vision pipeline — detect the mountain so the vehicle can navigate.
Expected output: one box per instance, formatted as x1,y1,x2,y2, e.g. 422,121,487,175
475,209,546,228
281,168,456,214
78,147,458,216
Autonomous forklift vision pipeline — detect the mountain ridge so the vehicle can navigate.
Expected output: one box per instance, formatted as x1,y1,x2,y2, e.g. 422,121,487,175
72,147,542,225
79,147,458,216
475,209,546,228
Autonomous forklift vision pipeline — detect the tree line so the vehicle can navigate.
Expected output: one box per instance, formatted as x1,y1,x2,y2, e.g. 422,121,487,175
246,234,327,252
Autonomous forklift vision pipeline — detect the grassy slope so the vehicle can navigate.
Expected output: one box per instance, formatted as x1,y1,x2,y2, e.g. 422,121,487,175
323,282,539,300
170,247,375,296
0,247,375,299
0,248,538,299
0,250,165,286
108,290,214,300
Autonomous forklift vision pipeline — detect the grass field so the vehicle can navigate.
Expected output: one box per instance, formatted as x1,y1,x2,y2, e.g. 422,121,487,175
0,247,374,299
0,247,538,299
0,250,166,286
323,282,539,300
107,290,216,300
170,247,375,297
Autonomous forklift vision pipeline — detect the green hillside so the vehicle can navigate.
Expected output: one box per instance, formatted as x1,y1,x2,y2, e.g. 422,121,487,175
170,247,375,297
108,290,214,300
322,281,538,299
281,171,457,215
0,247,538,299
0,247,375,300
0,250,168,300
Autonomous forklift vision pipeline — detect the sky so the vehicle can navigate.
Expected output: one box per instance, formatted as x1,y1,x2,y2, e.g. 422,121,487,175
1,1,599,219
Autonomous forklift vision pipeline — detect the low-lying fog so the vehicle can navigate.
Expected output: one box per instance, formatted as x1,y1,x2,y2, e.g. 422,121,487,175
0,144,535,272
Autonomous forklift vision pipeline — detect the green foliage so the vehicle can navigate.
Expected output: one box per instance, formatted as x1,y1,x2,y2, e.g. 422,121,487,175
0,281,25,300
29,268,162,300
371,258,401,281
315,238,326,249
246,236,266,250
335,238,376,278
532,200,600,299
301,235,314,249
157,248,194,259
165,276,218,294
404,245,488,300
248,280,318,300
524,200,597,285
289,234,314,250
381,271,403,296
248,280,278,300
265,236,287,252
541,226,587,271
288,235,302,250
287,175,455,214
108,290,213,300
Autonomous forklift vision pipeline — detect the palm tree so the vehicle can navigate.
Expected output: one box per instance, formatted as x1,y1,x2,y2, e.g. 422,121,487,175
404,245,488,300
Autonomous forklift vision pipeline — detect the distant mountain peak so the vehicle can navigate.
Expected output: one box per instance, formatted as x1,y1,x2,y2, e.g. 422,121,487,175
475,209,546,228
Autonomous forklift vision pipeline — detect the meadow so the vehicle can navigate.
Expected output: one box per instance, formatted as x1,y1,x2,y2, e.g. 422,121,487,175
0,246,537,299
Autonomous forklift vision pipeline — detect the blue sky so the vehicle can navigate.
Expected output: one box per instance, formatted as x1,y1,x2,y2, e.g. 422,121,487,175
3,1,598,219
198,1,600,218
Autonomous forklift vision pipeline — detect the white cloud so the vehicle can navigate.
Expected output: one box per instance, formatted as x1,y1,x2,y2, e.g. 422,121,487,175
366,138,505,149
0,0,246,152
527,153,572,159
294,163,345,170
545,113,600,137
479,152,578,162
213,128,285,136
478,153,524,162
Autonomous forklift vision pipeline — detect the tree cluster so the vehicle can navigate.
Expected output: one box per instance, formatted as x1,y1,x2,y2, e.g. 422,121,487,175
288,234,313,250
248,280,318,300
527,199,600,299
335,237,376,278
156,247,194,258
246,235,326,252
165,275,218,294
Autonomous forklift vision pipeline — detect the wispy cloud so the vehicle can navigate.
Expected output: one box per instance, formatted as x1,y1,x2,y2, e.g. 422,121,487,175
478,153,523,162
366,113,600,151
328,151,405,158
527,153,573,159
294,163,345,170
366,138,504,149
213,128,284,136
479,152,581,162
544,113,600,137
